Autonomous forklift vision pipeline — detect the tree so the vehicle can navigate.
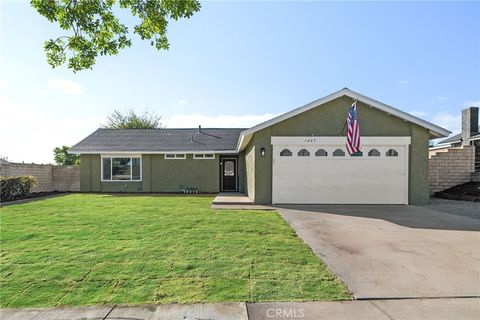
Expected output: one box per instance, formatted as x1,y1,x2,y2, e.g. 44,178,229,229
53,146,80,165
104,109,163,129
31,0,201,72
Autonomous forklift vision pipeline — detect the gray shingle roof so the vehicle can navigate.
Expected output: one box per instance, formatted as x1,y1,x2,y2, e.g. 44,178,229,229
437,133,461,145
70,128,245,153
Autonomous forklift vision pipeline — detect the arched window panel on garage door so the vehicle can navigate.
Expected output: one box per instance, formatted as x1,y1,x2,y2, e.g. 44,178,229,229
280,149,292,156
368,149,381,157
315,149,328,156
297,149,310,157
333,149,345,157
386,149,399,157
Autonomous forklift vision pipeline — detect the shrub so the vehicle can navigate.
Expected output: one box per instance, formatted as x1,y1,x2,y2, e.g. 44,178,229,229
0,176,38,202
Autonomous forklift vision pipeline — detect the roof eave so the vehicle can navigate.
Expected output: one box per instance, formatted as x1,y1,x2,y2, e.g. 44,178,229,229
236,88,451,151
69,150,239,155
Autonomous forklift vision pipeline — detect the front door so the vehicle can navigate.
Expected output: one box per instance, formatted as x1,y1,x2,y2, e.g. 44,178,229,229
221,158,237,192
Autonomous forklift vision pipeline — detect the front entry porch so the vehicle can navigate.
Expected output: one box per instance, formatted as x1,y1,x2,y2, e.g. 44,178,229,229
212,192,253,205
212,193,273,210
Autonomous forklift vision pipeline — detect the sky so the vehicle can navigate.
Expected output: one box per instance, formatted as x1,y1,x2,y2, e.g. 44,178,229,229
0,1,479,164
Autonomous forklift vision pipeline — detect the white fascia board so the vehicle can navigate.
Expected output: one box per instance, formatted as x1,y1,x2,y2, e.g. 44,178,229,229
429,144,453,151
347,88,451,138
236,88,451,152
71,150,239,155
271,136,411,146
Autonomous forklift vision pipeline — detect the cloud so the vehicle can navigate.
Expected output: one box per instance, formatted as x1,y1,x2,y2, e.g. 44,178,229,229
0,79,7,90
171,99,189,108
165,113,282,128
408,110,429,118
0,95,102,163
462,100,480,108
431,112,461,133
46,78,82,94
434,95,448,101
396,80,410,86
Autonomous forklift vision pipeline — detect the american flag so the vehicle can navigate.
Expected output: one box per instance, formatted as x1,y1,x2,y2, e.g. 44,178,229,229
346,101,360,155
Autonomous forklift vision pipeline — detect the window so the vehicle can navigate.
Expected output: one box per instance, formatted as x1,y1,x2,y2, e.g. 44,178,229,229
102,156,141,181
102,158,111,180
350,151,363,157
333,149,345,157
165,154,186,159
298,149,310,157
224,160,235,176
194,154,215,159
368,149,381,157
280,149,292,156
315,149,328,157
112,158,131,180
386,149,399,157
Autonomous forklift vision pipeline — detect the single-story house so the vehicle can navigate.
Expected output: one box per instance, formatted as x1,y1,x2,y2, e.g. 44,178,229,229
70,88,450,205
429,107,479,156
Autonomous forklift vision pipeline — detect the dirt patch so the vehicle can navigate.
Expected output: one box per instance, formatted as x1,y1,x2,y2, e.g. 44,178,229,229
1,191,70,204
435,182,480,202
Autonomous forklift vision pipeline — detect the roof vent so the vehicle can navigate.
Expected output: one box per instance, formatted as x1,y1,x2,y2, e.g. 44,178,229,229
198,125,202,133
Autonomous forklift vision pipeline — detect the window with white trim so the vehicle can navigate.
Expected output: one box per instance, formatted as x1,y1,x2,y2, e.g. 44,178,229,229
102,156,141,181
194,154,215,159
165,154,186,159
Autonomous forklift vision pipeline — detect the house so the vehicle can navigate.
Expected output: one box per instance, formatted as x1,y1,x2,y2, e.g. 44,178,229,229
429,107,480,155
428,107,480,193
70,88,450,205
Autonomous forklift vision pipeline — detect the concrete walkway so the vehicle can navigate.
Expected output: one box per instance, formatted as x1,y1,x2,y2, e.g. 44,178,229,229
2,298,479,320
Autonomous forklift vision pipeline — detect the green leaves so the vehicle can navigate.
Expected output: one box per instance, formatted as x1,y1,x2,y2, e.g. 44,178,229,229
104,109,164,129
31,0,201,72
53,146,80,165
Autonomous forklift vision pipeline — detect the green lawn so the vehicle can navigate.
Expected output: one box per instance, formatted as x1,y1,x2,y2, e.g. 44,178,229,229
0,194,350,307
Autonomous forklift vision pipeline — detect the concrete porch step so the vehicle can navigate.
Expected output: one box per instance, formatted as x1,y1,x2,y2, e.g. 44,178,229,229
211,193,273,209
212,193,254,205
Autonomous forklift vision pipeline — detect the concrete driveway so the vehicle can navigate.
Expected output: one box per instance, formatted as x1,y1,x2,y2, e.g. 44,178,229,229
277,205,480,299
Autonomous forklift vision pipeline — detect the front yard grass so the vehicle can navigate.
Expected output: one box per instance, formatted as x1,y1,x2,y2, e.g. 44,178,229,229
0,194,350,307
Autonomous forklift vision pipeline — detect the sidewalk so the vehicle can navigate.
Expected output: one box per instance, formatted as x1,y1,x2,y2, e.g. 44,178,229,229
1,298,479,320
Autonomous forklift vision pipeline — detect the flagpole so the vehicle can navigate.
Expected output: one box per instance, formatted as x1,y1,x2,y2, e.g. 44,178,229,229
340,98,358,136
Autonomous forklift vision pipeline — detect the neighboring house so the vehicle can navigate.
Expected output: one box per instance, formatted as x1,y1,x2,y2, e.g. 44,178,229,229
430,107,480,154
429,107,480,193
70,88,450,205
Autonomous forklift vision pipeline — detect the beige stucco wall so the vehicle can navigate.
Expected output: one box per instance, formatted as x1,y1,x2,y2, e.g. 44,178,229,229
429,146,475,194
244,96,431,205
1,162,80,192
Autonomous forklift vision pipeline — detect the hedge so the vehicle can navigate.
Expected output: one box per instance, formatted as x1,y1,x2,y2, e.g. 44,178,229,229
0,176,38,202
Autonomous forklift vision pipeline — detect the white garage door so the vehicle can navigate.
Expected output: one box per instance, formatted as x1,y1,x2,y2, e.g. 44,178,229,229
272,137,410,204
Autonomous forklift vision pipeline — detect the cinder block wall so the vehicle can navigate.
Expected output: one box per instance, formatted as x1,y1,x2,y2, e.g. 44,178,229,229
429,146,475,194
52,166,80,191
0,163,80,192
